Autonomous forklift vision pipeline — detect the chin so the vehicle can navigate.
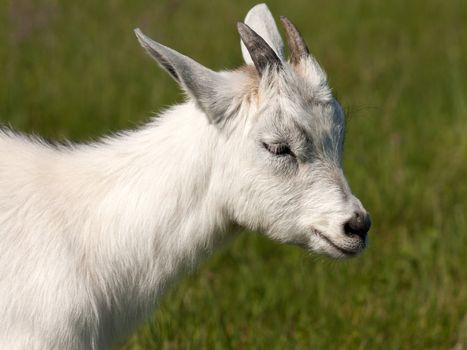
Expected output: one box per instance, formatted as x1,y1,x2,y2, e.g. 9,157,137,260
309,229,367,259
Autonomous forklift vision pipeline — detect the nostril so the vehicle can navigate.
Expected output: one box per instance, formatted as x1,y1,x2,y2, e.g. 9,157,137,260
344,211,371,239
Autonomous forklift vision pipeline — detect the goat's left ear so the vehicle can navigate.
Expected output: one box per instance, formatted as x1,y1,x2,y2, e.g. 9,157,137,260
135,28,229,125
241,4,285,64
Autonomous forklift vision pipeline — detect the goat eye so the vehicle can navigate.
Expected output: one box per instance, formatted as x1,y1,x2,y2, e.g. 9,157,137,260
263,142,294,156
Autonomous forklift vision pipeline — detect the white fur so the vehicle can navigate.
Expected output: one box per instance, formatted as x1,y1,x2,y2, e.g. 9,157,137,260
0,4,369,349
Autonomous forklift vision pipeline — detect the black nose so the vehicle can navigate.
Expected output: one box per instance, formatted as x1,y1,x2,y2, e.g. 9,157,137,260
344,211,371,239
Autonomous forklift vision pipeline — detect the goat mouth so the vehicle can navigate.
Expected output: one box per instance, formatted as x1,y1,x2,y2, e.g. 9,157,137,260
311,229,359,257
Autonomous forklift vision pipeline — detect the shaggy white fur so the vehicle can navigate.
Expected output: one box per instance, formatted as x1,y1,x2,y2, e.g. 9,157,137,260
0,4,369,349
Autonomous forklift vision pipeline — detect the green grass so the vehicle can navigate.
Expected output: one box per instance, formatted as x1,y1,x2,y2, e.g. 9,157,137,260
2,0,467,348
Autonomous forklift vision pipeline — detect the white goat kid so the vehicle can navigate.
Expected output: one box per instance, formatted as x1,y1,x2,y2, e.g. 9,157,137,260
0,4,370,350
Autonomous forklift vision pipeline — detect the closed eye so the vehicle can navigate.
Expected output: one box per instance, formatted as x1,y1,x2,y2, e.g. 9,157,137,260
262,142,295,157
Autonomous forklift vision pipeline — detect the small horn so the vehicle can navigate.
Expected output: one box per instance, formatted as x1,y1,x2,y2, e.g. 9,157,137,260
237,22,282,76
280,16,309,64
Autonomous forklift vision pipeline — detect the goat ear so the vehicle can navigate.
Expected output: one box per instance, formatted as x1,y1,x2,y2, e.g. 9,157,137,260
135,28,228,124
241,4,285,64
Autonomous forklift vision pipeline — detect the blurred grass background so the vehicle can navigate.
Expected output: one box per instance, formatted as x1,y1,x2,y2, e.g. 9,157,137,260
2,0,467,348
